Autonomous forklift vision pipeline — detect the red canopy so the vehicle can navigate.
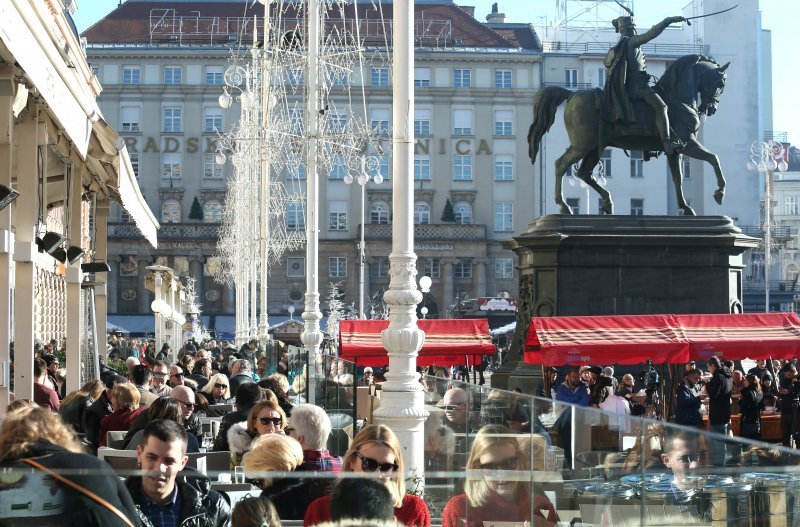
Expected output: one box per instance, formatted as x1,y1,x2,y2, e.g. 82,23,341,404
524,312,800,366
338,319,495,366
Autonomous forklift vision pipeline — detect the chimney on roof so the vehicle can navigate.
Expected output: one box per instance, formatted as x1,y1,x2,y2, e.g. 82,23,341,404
486,3,506,24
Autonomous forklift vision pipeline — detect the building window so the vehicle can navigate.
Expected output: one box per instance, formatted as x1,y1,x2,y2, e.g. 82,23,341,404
328,200,347,231
371,256,389,278
565,68,578,88
786,196,800,216
370,108,390,134
204,108,223,133
453,155,473,180
454,202,472,224
453,109,473,136
414,67,430,87
329,156,347,180
454,68,471,88
203,200,223,222
495,202,513,232
161,153,182,180
414,156,431,180
329,257,347,278
631,198,644,216
327,111,348,134
494,154,513,180
598,68,607,88
286,203,305,230
370,201,390,224
91,65,101,78
495,69,512,88
495,258,514,279
161,200,181,224
162,107,182,133
630,150,644,178
129,153,139,178
600,149,612,178
122,66,140,85
494,110,513,136
454,259,472,279
287,67,304,86
287,257,305,278
566,198,580,215
424,257,440,279
414,202,431,225
164,66,182,85
371,67,389,87
120,106,140,132
203,153,223,179
414,109,431,135
205,66,224,85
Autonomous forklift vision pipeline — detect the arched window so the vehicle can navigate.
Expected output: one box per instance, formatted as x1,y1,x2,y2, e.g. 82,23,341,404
370,201,390,224
414,201,430,225
203,200,223,223
454,202,472,224
161,199,181,224
286,203,305,230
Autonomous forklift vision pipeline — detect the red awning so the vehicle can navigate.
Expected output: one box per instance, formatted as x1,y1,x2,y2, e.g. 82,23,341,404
339,319,496,366
524,313,800,366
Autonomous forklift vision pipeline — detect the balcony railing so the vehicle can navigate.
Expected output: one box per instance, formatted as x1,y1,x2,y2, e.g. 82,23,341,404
541,41,705,56
743,280,800,293
109,222,221,240
543,81,593,91
740,225,793,240
363,223,486,241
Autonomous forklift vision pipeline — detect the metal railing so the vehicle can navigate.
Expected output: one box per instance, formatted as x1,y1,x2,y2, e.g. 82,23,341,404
541,41,705,56
109,222,221,239
364,223,486,241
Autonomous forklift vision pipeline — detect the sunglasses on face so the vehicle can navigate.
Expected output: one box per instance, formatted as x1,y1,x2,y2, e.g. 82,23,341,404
177,400,196,410
214,383,228,390
171,372,184,378
479,457,518,471
153,372,168,379
443,403,466,412
354,451,398,474
258,417,282,427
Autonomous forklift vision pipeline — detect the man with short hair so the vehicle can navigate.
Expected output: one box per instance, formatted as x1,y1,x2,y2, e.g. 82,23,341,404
357,366,374,386
187,358,211,391
131,364,158,408
706,356,733,467
555,367,589,468
41,354,61,396
168,364,185,388
440,387,472,434
748,359,774,383
228,358,254,396
675,368,703,428
286,403,342,473
126,419,230,527
661,430,701,506
329,478,395,523
170,385,203,440
778,362,800,447
150,360,173,397
33,358,60,412
126,356,141,374
213,382,263,452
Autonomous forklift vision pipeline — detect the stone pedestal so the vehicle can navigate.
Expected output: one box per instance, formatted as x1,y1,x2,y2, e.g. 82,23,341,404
493,215,759,392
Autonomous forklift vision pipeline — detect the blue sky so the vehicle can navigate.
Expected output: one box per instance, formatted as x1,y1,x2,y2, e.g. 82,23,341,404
74,0,798,143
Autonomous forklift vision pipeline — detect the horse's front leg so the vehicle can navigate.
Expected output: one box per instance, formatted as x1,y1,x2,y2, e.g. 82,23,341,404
666,153,695,215
683,138,726,205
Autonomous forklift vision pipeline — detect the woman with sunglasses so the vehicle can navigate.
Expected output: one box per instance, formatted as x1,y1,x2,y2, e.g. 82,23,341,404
199,372,232,404
304,424,431,527
442,425,559,527
229,399,287,467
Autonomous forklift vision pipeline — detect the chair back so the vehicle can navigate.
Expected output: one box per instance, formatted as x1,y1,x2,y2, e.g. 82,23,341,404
106,430,128,449
97,447,139,476
186,451,232,475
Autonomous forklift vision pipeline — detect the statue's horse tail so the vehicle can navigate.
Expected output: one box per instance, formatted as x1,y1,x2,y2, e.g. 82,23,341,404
528,86,572,164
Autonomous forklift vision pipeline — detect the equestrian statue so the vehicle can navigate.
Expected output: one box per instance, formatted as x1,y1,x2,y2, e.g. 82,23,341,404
528,7,730,216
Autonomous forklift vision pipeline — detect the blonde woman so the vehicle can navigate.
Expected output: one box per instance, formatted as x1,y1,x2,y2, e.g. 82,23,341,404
442,424,558,527
304,424,431,527
229,399,287,467
242,433,309,520
200,372,232,404
59,379,105,434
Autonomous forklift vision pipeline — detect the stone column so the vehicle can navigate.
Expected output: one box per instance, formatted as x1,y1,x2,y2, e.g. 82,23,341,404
0,72,14,411
474,258,488,298
189,256,205,305
441,258,455,317
65,164,84,393
138,257,151,313
107,255,120,314
12,107,43,401
94,203,110,348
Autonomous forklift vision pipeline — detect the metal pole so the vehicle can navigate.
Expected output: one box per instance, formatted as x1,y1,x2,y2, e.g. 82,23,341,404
359,181,366,319
765,167,771,313
301,0,324,403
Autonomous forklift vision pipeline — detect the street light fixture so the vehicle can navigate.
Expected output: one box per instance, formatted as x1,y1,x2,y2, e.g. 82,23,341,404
746,139,789,313
344,156,383,319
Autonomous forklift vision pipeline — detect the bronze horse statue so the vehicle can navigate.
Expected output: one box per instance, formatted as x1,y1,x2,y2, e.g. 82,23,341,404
528,54,729,215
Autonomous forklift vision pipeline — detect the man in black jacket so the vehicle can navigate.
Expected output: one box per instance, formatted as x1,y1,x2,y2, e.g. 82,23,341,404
705,356,733,467
127,419,230,527
85,374,128,453
213,382,263,452
778,362,800,447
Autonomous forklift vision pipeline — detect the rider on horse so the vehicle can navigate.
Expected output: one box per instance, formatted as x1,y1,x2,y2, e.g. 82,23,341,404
603,14,688,155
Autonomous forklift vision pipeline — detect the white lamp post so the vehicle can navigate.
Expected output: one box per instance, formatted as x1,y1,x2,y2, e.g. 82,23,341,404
344,156,383,319
747,139,789,313
419,275,431,319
